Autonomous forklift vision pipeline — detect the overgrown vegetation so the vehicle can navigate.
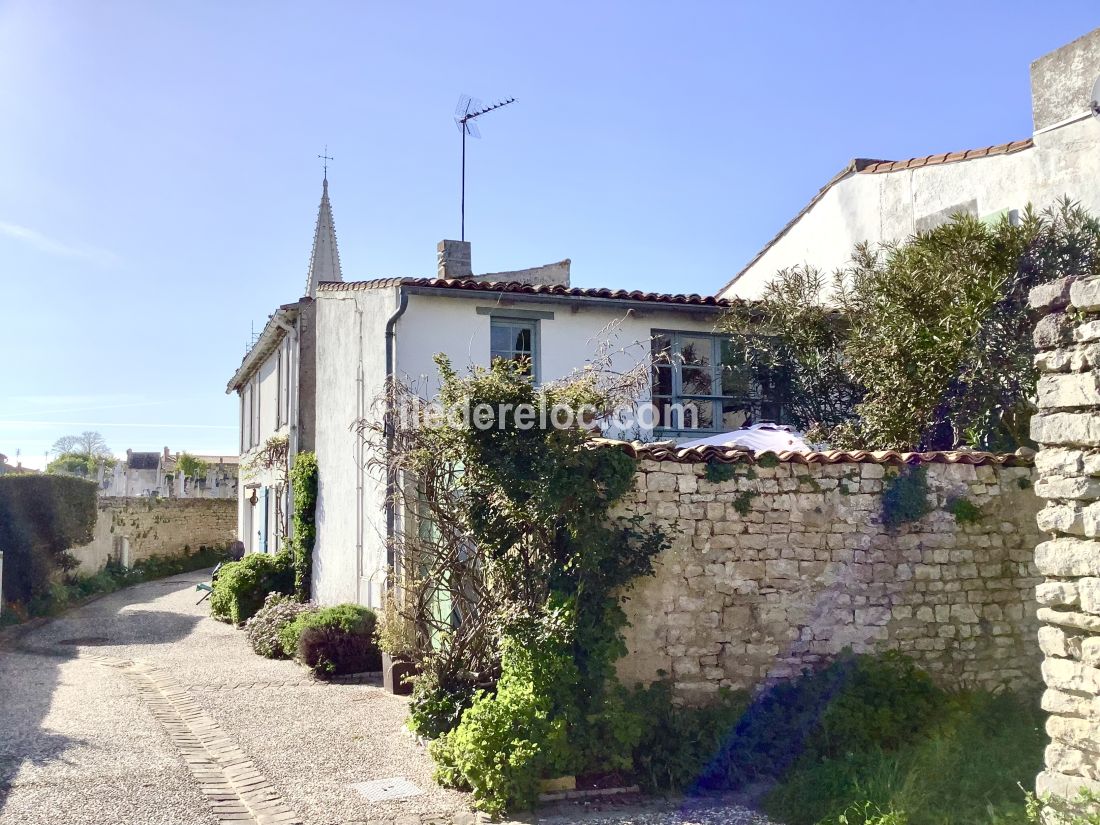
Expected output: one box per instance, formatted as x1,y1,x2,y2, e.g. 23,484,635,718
45,430,115,478
176,452,209,482
723,200,1100,451
0,473,97,612
359,356,669,814
288,451,318,600
947,496,984,525
704,460,737,483
209,550,294,625
880,466,932,528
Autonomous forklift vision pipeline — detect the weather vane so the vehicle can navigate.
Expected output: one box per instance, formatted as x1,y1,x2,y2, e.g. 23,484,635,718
318,145,334,179
454,96,516,241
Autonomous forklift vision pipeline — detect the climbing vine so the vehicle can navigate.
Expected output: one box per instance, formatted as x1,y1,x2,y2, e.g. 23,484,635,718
359,356,670,814
288,451,318,600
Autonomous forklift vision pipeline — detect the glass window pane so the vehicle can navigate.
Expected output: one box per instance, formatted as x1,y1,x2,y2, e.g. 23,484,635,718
720,400,752,430
651,365,672,396
681,400,714,430
678,336,711,367
514,327,532,353
490,324,512,353
652,397,673,429
681,366,713,396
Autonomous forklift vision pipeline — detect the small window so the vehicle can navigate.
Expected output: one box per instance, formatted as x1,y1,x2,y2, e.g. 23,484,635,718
490,317,538,379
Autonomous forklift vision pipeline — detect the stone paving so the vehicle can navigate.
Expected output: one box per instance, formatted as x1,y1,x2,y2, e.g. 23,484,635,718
0,570,771,825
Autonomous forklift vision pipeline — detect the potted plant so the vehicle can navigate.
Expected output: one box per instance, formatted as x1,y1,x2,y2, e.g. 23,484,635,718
376,597,418,695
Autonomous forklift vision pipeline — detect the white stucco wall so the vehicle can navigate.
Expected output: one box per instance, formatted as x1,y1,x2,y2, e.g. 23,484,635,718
723,28,1100,300
312,285,728,607
312,286,396,607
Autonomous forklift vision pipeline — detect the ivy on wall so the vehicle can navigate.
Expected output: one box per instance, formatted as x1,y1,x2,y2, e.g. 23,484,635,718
289,451,318,601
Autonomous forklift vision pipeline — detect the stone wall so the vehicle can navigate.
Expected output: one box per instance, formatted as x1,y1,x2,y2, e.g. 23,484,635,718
1030,273,1100,800
615,454,1042,704
72,497,237,573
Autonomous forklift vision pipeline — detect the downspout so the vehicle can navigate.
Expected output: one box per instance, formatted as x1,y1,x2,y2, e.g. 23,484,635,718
383,287,409,579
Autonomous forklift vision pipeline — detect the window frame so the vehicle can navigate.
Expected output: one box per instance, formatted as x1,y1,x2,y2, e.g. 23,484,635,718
488,315,541,383
650,329,787,436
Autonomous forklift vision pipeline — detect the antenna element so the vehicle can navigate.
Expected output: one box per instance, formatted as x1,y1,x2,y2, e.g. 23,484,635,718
454,95,516,241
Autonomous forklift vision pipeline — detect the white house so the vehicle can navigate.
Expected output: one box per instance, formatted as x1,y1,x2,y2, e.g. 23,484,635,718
310,242,770,606
722,27,1100,300
225,175,339,554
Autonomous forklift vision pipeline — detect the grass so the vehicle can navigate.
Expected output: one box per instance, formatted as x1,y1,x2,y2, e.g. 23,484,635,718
762,689,1046,825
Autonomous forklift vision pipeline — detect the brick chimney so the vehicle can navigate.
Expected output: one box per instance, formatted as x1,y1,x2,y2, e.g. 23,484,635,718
437,240,472,279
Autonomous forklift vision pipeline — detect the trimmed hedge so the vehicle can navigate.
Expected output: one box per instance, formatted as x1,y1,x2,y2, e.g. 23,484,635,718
280,604,380,678
209,550,294,625
0,474,97,610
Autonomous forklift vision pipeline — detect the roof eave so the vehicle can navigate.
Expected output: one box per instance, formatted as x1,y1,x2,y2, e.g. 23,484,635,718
225,304,300,394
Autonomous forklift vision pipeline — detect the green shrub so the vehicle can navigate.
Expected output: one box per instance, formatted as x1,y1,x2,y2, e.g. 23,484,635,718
700,651,941,791
409,665,478,740
762,689,1045,825
880,467,931,529
947,497,983,525
0,474,97,610
431,621,582,817
289,451,318,600
209,550,293,625
704,460,736,483
628,678,749,793
280,603,380,676
244,592,312,658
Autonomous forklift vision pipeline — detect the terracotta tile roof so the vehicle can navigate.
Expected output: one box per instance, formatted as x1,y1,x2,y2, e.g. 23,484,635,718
721,138,1035,295
319,277,745,309
858,139,1033,174
599,439,1031,467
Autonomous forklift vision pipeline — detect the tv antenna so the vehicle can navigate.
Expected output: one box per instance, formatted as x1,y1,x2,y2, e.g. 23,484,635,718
455,95,516,241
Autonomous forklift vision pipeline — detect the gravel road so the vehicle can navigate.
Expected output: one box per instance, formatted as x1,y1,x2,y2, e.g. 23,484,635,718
0,569,775,825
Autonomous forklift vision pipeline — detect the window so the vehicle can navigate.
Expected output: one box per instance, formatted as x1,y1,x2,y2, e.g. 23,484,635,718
490,317,538,380
651,331,786,433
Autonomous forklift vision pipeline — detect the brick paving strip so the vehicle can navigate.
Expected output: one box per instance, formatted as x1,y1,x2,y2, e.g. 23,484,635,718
80,651,305,825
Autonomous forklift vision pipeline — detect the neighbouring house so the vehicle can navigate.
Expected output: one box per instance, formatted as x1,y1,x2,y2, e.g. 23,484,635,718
722,27,1100,300
0,453,36,475
98,447,239,500
310,244,774,606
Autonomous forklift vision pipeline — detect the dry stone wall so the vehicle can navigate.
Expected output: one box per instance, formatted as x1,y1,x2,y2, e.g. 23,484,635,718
615,455,1041,704
1030,273,1100,800
73,497,236,573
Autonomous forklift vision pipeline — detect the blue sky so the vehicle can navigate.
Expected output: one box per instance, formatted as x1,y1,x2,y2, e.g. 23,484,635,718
1,1,1097,468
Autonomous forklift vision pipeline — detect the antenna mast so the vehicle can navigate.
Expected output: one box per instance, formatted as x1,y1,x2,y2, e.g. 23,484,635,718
455,95,516,241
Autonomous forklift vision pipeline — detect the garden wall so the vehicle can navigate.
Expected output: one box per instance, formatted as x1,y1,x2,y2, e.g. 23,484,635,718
73,497,237,573
1029,272,1100,799
613,448,1042,703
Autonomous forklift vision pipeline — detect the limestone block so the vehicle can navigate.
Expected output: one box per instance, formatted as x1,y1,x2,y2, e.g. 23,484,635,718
1031,412,1100,447
1076,320,1100,344
1037,582,1080,607
1070,276,1100,312
677,473,698,494
1036,538,1100,576
1035,770,1100,799
1038,373,1100,410
646,472,677,492
1043,657,1100,694
1039,626,1082,659
1048,714,1100,754
1034,312,1075,350
1083,638,1100,668
1038,503,1085,535
1079,578,1100,615
1032,276,1078,312
1036,475,1100,501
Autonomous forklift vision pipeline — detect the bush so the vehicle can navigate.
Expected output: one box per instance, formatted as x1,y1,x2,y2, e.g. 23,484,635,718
431,626,581,817
628,678,749,793
209,550,293,625
700,651,942,790
280,603,380,677
245,592,313,658
0,474,97,610
763,690,1045,825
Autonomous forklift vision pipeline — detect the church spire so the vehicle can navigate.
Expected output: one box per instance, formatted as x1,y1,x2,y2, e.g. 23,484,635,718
304,173,343,298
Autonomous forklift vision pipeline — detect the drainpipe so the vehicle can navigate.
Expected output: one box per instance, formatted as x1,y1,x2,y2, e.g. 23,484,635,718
383,287,409,578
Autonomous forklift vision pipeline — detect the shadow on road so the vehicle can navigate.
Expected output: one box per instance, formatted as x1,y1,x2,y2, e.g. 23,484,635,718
0,577,202,816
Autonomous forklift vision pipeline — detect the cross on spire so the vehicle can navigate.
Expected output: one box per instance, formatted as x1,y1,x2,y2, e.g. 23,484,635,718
318,145,333,180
